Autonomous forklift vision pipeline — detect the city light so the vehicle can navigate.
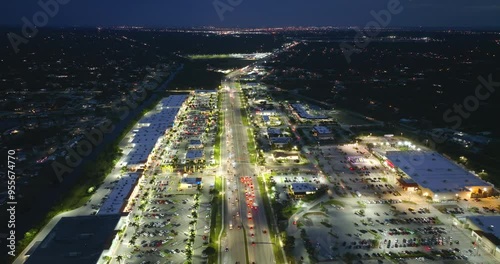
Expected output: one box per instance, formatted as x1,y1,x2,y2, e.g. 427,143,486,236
12,23,500,264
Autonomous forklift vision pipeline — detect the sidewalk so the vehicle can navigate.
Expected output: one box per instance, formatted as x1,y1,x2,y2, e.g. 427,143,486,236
286,194,330,236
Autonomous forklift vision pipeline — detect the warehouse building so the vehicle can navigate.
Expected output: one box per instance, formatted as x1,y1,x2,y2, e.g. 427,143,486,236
385,150,493,201
466,215,500,261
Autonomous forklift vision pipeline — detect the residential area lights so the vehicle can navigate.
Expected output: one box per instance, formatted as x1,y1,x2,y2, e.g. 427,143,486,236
19,53,500,264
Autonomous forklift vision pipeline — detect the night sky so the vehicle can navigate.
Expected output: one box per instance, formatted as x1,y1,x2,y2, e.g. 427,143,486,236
1,0,500,28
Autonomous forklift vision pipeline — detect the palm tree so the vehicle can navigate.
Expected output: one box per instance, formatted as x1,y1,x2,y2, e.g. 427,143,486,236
115,255,123,264
188,160,195,171
102,256,112,264
171,156,179,167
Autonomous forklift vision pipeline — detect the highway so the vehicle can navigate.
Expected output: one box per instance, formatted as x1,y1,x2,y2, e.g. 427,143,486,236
219,72,276,264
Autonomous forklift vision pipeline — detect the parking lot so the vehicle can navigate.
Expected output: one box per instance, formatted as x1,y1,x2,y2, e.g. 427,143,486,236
275,141,498,263
112,164,216,264
105,92,218,264
285,194,495,263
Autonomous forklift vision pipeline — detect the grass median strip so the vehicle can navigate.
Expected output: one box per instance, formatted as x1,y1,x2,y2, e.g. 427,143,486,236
242,227,250,264
209,176,222,264
257,177,286,264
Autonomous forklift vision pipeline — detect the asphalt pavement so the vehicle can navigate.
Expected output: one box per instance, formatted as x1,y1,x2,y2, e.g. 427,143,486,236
219,74,276,264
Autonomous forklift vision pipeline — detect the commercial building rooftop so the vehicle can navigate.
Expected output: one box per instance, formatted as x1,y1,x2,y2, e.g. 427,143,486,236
158,94,188,109
189,139,203,146
124,95,186,166
467,215,500,245
267,127,281,136
186,149,204,160
181,177,202,185
291,103,327,119
313,126,332,134
98,173,140,215
290,183,318,194
386,151,491,194
25,215,121,264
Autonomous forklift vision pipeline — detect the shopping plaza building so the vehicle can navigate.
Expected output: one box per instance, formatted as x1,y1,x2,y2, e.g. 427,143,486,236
384,150,494,201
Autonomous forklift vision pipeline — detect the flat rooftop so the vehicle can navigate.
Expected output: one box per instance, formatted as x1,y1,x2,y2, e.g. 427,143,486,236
124,95,186,166
25,215,121,264
189,139,203,145
181,177,202,185
290,183,317,193
291,103,327,119
186,149,204,160
313,126,332,134
98,173,139,215
386,151,491,193
467,215,500,245
267,127,281,135
158,94,188,108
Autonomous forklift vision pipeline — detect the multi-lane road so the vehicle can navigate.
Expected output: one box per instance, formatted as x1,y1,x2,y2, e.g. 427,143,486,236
219,73,276,264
